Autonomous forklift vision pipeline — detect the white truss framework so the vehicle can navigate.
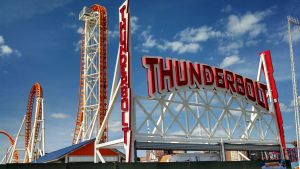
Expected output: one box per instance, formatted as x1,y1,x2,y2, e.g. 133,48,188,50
75,7,103,143
94,50,124,163
1,98,45,164
288,15,300,167
95,0,133,163
94,1,283,162
94,52,283,162
134,89,278,145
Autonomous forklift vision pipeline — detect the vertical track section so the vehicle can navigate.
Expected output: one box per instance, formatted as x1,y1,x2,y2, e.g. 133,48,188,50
25,83,43,151
72,23,85,144
73,4,108,144
93,5,108,143
24,82,43,162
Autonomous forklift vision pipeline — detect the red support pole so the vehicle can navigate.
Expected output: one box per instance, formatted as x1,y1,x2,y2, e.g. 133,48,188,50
260,50,286,158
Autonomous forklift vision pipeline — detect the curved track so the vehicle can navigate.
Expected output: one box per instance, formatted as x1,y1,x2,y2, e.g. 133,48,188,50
0,130,18,162
25,83,43,160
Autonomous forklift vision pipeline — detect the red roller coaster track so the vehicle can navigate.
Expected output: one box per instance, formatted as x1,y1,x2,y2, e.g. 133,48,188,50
0,130,18,163
25,83,43,152
73,4,108,144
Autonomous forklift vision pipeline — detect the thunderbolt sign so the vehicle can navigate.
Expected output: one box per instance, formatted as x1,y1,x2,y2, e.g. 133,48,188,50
142,56,269,110
119,0,132,161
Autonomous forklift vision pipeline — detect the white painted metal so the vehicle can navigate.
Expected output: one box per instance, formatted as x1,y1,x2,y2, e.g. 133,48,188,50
0,145,13,164
95,55,281,163
75,7,103,143
134,88,279,145
94,57,121,163
1,97,45,164
94,40,121,164
95,0,134,163
41,100,45,157
93,0,281,162
94,53,281,162
95,138,124,149
242,55,275,141
25,98,45,163
221,139,225,161
238,151,250,161
10,116,26,163
288,15,300,168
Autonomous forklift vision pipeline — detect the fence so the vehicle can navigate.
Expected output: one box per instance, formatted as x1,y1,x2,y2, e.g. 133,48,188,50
0,161,292,169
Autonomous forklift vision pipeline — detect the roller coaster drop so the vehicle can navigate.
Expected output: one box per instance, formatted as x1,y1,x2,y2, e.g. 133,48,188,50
1,83,45,164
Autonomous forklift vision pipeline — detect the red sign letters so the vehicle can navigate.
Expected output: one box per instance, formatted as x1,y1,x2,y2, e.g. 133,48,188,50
142,57,269,110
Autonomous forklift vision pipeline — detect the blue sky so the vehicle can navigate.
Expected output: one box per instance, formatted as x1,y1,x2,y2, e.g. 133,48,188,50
1,0,300,157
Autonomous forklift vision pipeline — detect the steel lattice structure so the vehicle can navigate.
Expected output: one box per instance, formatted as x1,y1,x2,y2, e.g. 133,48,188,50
92,0,286,163
288,15,300,168
1,83,45,164
73,4,108,144
0,130,18,163
134,90,278,145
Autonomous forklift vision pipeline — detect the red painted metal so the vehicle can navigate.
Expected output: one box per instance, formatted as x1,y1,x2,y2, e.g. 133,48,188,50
69,141,119,157
119,0,132,161
0,130,18,162
25,83,43,151
260,50,286,153
72,4,108,144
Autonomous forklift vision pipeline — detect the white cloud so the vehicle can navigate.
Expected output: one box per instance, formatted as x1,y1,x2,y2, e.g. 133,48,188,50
176,26,222,43
74,40,81,52
226,10,271,38
289,96,300,107
50,113,70,119
140,27,201,54
277,98,300,114
108,121,122,132
76,27,83,34
170,130,185,135
279,103,293,113
280,102,288,111
0,45,13,56
68,12,76,17
230,110,242,116
174,104,183,112
283,125,292,130
218,40,243,55
221,4,232,13
106,16,139,39
14,50,22,57
285,26,300,43
160,41,201,54
245,39,261,46
140,26,158,48
108,29,119,39
268,23,300,46
143,36,156,48
0,36,4,44
131,16,139,34
0,35,20,58
220,55,245,68
213,128,228,136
